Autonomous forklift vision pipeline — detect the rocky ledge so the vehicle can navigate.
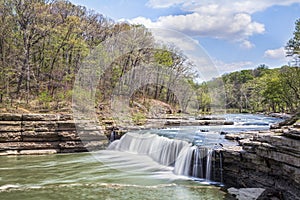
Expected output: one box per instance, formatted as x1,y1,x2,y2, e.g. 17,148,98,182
0,113,108,155
218,122,300,200
101,116,234,140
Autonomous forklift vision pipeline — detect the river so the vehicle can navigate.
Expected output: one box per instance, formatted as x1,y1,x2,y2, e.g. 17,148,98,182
0,114,282,200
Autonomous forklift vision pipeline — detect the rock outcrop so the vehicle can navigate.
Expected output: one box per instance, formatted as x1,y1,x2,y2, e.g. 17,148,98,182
0,113,108,155
227,188,265,200
218,123,300,200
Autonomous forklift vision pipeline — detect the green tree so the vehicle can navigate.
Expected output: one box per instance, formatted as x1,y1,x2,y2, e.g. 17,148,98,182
0,0,112,109
0,0,15,103
286,19,300,66
261,70,283,112
12,0,54,101
279,66,300,112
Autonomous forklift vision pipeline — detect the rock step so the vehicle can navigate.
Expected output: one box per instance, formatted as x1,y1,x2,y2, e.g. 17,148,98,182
283,128,300,140
0,113,109,155
294,123,300,128
0,149,58,156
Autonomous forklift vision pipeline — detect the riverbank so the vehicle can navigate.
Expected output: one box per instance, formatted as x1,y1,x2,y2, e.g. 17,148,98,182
218,120,300,200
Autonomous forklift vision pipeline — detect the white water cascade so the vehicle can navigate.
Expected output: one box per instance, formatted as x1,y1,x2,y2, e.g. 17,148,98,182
108,132,190,166
205,149,213,180
108,132,217,180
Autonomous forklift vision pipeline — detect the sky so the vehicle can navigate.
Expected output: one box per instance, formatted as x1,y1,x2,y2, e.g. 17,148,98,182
69,0,300,75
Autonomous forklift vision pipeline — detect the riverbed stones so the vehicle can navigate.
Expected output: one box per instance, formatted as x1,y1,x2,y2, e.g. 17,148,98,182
0,113,109,155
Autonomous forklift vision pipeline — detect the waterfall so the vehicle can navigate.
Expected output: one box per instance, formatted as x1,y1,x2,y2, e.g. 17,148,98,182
109,131,116,143
219,152,223,183
108,131,221,181
173,147,213,180
205,149,213,180
109,132,190,166
173,145,195,175
192,147,203,178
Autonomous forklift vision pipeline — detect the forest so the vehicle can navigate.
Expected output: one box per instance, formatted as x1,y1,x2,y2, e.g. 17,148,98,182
0,0,299,115
200,65,300,114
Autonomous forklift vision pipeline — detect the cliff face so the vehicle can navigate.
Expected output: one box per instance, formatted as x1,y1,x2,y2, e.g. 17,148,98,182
219,122,300,200
0,113,108,155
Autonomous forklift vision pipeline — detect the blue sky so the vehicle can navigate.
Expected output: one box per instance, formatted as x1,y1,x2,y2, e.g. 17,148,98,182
69,0,300,74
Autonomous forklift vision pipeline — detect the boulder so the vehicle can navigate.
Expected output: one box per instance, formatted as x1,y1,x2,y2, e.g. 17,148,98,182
227,187,265,200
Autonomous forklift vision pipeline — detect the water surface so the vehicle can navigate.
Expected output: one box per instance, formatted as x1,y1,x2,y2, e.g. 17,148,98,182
0,153,229,200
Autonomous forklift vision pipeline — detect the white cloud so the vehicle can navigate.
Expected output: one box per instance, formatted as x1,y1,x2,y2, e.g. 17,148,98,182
147,0,300,14
130,13,265,42
128,17,154,27
146,0,186,8
240,40,255,49
147,28,200,51
214,60,253,74
264,47,287,60
137,0,300,47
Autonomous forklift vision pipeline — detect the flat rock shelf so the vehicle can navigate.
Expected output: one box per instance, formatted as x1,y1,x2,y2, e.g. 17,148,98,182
0,113,108,155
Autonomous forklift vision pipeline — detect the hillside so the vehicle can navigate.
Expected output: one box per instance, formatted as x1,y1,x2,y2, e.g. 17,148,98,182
201,65,300,114
0,0,299,118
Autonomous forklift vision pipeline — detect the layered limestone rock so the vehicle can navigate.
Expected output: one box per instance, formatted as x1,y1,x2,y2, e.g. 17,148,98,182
0,113,108,155
219,123,300,200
